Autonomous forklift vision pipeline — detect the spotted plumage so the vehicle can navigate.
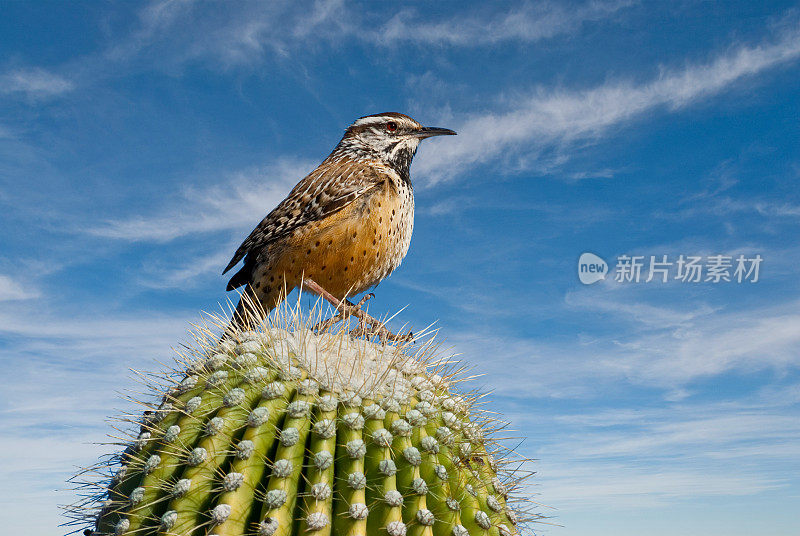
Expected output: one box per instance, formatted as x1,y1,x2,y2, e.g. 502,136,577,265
223,112,456,321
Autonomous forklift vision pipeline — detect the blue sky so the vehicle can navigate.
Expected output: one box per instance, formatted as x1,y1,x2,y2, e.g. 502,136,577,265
1,1,799,535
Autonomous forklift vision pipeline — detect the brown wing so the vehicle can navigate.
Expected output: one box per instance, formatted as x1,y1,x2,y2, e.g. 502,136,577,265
223,160,385,288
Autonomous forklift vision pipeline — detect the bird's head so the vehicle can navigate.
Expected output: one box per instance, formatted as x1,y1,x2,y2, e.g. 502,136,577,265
332,112,456,178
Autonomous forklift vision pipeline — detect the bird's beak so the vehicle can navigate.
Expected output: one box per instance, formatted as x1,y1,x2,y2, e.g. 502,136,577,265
414,126,457,139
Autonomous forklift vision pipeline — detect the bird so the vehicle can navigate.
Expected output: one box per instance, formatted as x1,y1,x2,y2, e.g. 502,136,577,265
222,112,456,338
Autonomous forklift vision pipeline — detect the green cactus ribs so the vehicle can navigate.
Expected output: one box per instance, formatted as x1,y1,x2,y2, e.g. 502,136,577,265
64,304,541,536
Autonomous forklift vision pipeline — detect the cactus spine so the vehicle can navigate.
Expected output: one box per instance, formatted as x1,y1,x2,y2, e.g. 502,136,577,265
66,304,537,536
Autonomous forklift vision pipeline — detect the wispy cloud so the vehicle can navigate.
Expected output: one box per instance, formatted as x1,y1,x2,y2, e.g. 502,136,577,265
603,303,800,386
553,411,800,460
416,20,800,183
518,400,800,509
678,197,800,219
0,302,209,535
86,158,313,242
601,296,800,384
103,0,200,61
447,293,800,399
536,461,783,509
0,68,75,99
377,0,635,47
98,0,353,70
140,248,233,288
0,274,39,301
96,0,634,71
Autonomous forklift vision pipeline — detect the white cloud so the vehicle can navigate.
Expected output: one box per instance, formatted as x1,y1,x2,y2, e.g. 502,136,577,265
377,0,635,47
558,412,800,459
565,292,720,328
566,292,800,387
445,292,800,399
0,68,75,98
623,301,800,384
693,197,800,219
0,432,109,534
515,399,800,510
0,302,211,536
140,248,233,288
87,158,313,241
103,0,201,62
0,306,195,355
99,0,633,70
0,274,38,301
101,0,349,69
416,21,800,183
536,462,782,508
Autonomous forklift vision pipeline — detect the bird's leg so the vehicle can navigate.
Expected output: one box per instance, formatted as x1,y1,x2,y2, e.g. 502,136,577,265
346,293,376,338
323,293,374,339
302,278,412,343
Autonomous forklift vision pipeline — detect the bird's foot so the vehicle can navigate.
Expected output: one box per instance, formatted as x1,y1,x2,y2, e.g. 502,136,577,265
303,279,412,344
346,294,414,343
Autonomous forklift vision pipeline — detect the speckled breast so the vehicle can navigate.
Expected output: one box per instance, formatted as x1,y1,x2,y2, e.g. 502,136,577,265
265,177,414,300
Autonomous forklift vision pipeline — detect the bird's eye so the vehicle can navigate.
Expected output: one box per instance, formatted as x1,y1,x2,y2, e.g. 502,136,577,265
386,121,398,132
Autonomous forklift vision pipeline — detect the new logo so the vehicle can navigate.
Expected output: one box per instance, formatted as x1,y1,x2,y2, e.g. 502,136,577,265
578,252,608,285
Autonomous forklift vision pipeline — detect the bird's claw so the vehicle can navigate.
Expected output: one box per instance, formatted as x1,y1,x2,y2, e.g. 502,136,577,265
313,298,411,343
355,293,375,309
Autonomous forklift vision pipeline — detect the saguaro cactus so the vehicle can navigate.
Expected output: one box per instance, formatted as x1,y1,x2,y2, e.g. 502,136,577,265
66,305,536,536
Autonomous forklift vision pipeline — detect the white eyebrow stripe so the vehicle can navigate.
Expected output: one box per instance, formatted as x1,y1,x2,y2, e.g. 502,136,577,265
353,116,392,127
351,116,421,132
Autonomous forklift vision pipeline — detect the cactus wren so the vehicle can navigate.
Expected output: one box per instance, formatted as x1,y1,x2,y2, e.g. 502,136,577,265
223,112,456,336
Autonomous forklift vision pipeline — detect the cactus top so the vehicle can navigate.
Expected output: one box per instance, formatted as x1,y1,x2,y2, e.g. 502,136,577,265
245,327,432,398
68,310,534,536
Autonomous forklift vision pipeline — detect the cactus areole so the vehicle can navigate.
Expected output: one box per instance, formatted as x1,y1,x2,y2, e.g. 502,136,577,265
66,306,535,536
